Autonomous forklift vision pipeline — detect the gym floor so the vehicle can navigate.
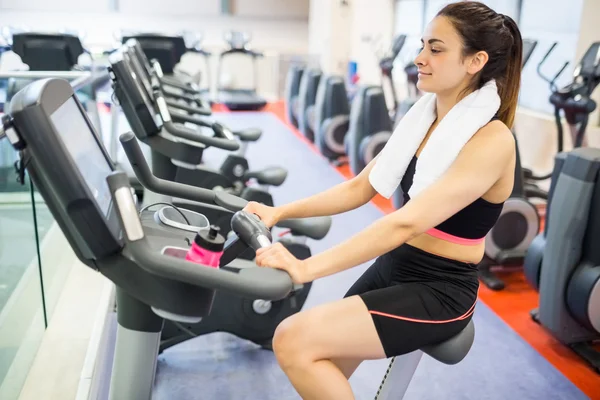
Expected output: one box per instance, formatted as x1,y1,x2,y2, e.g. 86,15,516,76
107,104,597,399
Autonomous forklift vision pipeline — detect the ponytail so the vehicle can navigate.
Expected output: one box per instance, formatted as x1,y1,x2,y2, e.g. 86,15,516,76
497,15,523,129
437,2,524,129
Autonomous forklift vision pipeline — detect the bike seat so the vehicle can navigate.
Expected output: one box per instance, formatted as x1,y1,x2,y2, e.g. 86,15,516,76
244,167,287,186
276,216,332,240
234,127,262,142
421,319,475,364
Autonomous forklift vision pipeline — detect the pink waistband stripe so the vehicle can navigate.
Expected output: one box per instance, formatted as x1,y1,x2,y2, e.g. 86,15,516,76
369,300,477,324
425,228,485,246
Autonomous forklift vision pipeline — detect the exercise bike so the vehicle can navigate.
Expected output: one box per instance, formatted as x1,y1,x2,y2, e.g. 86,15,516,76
110,44,286,216
125,39,276,194
110,45,334,352
119,33,213,111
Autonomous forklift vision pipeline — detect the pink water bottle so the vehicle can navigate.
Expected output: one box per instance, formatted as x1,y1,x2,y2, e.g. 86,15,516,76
185,225,226,268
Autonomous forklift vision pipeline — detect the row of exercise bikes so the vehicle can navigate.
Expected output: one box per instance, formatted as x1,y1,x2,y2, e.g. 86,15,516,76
285,36,600,374
0,29,332,354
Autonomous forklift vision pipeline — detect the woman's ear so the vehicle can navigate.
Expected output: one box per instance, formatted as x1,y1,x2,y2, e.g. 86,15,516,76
467,51,489,75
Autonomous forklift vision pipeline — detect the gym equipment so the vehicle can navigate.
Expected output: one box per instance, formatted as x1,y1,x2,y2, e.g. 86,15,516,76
3,32,108,109
345,34,407,176
121,33,210,83
111,43,331,262
0,77,300,399
297,68,323,142
119,133,329,352
379,34,408,123
346,84,392,175
109,44,286,212
215,31,267,111
0,78,331,391
523,153,566,291
524,41,600,291
476,38,542,291
0,31,113,192
525,148,600,373
375,320,475,399
313,75,351,161
123,38,213,118
284,64,304,128
521,41,599,200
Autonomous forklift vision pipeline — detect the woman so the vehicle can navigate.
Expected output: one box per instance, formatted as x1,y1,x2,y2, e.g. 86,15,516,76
244,2,522,398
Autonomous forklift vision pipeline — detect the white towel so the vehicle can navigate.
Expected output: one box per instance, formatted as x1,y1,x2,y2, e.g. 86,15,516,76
368,79,501,199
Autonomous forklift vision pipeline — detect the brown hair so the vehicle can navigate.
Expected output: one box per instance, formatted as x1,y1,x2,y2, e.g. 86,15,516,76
437,1,523,128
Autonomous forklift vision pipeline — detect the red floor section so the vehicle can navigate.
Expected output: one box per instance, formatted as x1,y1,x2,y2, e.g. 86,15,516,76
227,100,600,399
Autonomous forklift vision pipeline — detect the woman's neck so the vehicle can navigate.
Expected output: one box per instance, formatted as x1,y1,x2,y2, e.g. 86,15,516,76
435,81,474,121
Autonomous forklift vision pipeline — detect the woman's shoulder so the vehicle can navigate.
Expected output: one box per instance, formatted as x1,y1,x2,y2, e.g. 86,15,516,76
469,119,515,154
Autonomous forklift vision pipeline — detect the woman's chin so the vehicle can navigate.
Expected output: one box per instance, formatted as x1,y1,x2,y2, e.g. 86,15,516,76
416,80,433,93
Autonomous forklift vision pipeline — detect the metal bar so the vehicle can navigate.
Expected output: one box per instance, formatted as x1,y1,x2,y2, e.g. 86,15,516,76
0,70,90,80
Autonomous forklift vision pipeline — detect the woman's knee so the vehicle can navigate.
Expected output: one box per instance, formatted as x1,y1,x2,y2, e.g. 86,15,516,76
273,313,313,367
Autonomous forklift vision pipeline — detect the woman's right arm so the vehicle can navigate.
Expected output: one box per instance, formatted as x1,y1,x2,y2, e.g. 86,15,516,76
274,157,380,221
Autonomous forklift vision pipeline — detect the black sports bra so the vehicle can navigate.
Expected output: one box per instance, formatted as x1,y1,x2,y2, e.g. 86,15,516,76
399,115,504,240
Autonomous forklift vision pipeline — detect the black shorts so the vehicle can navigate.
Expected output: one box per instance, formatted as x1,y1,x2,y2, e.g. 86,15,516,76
344,243,479,358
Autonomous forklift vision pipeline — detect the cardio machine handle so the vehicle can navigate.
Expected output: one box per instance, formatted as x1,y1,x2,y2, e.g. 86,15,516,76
164,98,212,116
167,110,236,141
537,42,570,91
155,93,239,151
118,131,246,211
105,171,293,300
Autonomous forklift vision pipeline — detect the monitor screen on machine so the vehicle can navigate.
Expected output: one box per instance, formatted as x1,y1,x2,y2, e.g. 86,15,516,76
50,97,114,217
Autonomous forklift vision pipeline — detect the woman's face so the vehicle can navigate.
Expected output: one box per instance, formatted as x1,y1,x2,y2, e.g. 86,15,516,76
414,16,484,95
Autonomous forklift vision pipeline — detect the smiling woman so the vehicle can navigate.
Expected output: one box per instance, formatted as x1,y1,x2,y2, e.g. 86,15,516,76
244,1,524,399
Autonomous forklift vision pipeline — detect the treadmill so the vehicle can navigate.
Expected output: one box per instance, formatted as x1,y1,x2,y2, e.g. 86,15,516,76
215,31,267,111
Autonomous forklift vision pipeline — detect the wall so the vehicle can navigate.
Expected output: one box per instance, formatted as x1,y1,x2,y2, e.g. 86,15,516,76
0,1,311,99
308,0,353,76
350,0,395,85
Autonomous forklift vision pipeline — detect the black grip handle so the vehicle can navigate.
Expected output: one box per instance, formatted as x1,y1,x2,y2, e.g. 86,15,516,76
165,98,212,116
163,120,239,151
119,131,226,206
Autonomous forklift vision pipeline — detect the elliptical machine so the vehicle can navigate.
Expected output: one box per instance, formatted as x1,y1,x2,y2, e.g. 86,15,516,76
476,38,541,290
284,64,304,128
479,41,600,291
521,42,576,200
313,74,352,162
345,34,407,176
524,146,600,373
297,68,323,142
525,41,600,291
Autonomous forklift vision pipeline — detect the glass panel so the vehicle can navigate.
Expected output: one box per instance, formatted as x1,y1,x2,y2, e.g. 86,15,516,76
0,149,46,400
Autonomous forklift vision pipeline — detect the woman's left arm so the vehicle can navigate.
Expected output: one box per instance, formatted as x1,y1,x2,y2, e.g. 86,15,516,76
256,125,515,283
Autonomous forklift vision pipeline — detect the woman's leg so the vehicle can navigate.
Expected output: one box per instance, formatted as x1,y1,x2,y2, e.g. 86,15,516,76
329,357,362,379
273,295,385,400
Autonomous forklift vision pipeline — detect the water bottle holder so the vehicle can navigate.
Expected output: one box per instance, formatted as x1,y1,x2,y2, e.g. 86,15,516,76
161,245,217,319
156,206,210,233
